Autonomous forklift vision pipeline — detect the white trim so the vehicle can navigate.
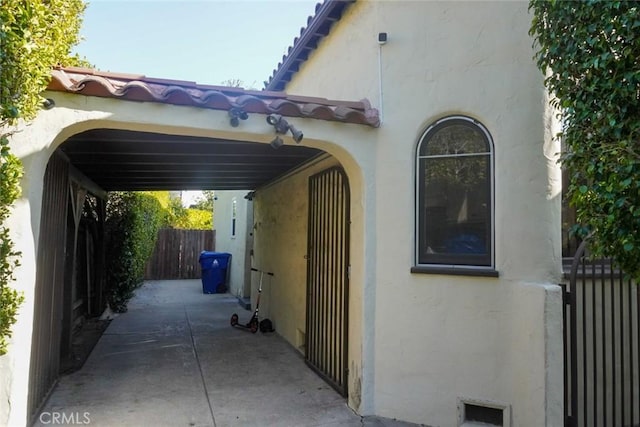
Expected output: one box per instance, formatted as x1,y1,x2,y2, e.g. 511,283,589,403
414,115,495,269
231,197,237,239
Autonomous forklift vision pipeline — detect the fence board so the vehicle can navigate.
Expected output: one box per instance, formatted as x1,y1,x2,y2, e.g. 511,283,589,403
144,228,215,279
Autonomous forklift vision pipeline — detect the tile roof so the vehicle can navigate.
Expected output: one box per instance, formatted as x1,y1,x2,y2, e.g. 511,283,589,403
47,66,379,127
264,0,355,91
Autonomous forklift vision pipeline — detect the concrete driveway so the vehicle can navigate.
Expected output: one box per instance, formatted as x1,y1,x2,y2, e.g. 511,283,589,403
34,280,418,427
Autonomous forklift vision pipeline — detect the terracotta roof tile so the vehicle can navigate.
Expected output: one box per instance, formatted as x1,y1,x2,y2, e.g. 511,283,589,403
47,67,379,127
264,0,355,91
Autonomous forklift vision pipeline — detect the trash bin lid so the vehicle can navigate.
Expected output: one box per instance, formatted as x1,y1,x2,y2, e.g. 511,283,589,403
199,251,230,259
199,251,231,267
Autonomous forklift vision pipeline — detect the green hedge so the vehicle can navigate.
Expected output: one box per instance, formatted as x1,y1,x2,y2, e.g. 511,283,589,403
530,0,640,280
0,0,85,355
0,136,24,355
105,192,166,312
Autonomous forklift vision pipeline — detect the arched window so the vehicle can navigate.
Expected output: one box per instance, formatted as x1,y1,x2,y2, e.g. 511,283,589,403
415,116,494,269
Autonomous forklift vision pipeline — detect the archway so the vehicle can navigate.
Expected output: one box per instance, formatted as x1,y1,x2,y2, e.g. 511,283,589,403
27,124,360,419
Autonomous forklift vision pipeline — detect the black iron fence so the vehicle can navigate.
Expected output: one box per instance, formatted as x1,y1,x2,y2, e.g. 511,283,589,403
564,238,640,426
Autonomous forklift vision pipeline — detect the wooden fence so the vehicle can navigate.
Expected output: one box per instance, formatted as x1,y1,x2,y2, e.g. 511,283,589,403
144,228,215,280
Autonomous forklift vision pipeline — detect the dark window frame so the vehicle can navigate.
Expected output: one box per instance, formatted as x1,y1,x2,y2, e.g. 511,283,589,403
414,115,495,271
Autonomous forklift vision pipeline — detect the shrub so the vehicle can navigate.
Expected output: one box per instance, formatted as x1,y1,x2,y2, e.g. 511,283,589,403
0,0,85,355
105,192,165,312
530,1,640,280
0,135,24,355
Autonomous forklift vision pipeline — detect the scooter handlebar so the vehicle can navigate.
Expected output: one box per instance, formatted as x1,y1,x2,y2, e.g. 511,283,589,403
251,268,274,276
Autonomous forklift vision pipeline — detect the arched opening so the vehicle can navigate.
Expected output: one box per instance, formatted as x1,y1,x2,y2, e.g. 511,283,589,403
28,125,358,420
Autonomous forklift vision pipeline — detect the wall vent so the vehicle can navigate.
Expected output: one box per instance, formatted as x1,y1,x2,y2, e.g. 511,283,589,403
458,397,510,427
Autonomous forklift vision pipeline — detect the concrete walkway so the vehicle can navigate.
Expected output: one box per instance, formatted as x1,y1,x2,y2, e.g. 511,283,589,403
35,280,419,427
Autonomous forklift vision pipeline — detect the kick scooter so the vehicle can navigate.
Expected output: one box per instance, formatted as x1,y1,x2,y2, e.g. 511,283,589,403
230,268,273,333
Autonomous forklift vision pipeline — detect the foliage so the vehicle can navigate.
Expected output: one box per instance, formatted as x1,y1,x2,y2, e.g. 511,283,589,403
154,191,213,229
180,209,213,230
148,190,172,210
105,192,165,312
189,191,215,211
0,135,23,355
166,195,188,227
529,0,640,281
1,0,86,121
0,0,85,354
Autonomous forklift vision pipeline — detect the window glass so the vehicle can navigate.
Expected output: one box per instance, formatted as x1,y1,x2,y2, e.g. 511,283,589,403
231,198,237,238
416,117,493,267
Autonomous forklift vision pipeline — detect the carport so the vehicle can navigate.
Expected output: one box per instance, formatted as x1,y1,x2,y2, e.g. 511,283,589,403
9,67,378,424
34,280,359,427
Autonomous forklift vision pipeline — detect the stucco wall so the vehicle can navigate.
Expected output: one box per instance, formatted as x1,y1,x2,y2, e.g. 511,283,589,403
1,2,566,425
252,154,373,411
2,92,375,424
286,1,563,426
251,156,339,347
212,190,252,298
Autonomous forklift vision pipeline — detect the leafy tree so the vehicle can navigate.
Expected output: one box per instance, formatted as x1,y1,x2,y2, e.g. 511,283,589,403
529,0,640,281
190,190,215,211
156,191,213,229
167,195,188,226
0,0,86,355
182,209,213,230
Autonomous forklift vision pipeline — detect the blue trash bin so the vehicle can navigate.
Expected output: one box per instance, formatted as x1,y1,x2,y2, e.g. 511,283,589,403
199,252,231,294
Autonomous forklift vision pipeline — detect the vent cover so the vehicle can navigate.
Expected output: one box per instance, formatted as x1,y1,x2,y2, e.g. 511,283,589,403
458,397,510,427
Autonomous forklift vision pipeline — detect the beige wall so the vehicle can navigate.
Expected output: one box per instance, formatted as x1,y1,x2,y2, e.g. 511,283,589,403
1,93,375,424
1,2,566,425
251,153,371,411
213,190,252,298
252,156,339,349
286,1,563,426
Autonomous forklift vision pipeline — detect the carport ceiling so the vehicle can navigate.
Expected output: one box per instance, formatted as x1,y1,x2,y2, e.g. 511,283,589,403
61,128,324,191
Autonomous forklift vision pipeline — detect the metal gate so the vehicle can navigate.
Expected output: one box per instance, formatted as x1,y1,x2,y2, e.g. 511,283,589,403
28,151,69,419
564,238,640,426
305,167,350,396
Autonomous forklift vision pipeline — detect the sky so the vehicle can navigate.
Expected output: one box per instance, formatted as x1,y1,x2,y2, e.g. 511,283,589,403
74,0,319,204
74,0,320,89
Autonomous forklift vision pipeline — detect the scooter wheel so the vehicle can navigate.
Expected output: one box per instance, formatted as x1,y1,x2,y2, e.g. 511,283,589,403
230,313,239,327
249,318,259,333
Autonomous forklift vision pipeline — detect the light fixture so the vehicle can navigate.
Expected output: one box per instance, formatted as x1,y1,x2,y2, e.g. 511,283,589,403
266,113,282,126
42,98,55,110
288,124,303,143
270,135,284,150
266,113,304,145
266,113,288,134
228,107,249,127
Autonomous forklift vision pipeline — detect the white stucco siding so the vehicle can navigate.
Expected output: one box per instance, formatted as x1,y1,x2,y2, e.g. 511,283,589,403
286,1,563,426
213,190,252,298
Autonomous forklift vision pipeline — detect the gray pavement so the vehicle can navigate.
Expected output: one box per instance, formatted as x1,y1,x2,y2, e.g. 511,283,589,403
35,280,420,427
